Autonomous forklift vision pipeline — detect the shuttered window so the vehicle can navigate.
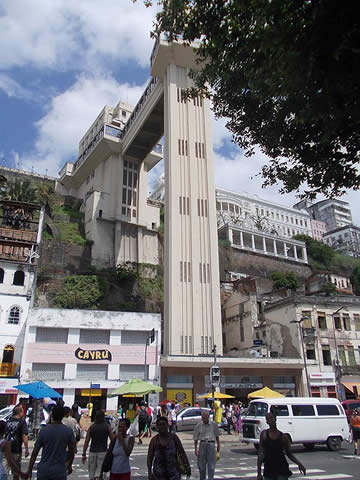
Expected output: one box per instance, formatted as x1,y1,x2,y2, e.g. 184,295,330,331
36,328,68,344
79,329,110,345
120,365,147,380
32,363,64,380
77,364,108,380
121,331,148,345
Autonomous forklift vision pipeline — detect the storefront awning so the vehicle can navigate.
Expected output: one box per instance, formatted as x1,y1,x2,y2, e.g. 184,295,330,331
342,382,360,393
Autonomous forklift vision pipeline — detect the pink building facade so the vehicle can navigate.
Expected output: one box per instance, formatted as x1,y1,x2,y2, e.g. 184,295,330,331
311,219,327,242
21,308,161,412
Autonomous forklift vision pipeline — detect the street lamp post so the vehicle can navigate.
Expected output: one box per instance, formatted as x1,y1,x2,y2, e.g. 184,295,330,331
331,306,348,401
291,317,311,397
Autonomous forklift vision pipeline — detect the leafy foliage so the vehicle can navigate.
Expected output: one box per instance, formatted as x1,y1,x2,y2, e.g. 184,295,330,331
351,265,360,296
322,281,337,296
0,179,38,203
115,262,139,282
55,275,105,309
144,0,360,197
271,271,299,291
294,234,336,269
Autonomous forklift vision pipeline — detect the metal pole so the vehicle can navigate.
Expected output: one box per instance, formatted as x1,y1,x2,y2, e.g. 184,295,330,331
299,324,311,396
212,345,217,404
332,306,347,400
144,337,148,380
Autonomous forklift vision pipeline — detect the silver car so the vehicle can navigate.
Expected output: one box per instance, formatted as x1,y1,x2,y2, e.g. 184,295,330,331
176,407,212,431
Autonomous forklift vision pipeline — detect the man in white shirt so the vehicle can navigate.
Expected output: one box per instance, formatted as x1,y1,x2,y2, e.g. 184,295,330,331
193,410,220,480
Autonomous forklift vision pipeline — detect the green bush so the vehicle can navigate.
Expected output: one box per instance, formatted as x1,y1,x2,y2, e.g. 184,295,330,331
271,271,299,291
55,275,105,309
293,234,336,269
115,262,139,282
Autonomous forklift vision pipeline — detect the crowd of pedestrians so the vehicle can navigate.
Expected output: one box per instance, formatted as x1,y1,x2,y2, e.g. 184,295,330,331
0,398,313,480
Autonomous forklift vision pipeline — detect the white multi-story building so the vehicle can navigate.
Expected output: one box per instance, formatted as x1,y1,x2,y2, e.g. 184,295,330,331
216,188,312,239
323,224,360,257
0,200,44,406
57,99,163,270
21,308,161,411
294,198,353,232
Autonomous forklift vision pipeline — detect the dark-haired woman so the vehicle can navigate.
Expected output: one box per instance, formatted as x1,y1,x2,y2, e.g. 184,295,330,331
147,416,191,480
82,410,114,480
107,418,135,480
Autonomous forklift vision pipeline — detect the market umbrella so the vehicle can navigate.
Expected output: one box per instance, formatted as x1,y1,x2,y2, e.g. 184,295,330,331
198,392,235,399
108,378,162,397
248,386,284,399
14,381,62,399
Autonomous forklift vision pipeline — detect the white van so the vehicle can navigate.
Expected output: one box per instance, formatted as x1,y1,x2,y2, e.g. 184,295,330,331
242,397,350,451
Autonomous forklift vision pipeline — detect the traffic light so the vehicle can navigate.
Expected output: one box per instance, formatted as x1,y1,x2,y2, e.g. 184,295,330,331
150,328,155,344
210,364,221,386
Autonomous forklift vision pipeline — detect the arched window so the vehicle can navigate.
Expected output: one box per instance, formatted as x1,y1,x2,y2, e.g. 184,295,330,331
8,306,20,325
0,268,4,283
2,345,14,363
13,270,25,286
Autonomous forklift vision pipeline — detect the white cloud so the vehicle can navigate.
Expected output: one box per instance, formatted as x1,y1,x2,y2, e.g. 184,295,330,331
0,0,157,71
0,74,33,100
17,74,146,176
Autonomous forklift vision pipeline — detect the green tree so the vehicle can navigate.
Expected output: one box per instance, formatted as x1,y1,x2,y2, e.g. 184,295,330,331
55,275,105,309
351,265,360,296
294,234,336,269
271,271,299,291
0,179,38,203
143,0,360,197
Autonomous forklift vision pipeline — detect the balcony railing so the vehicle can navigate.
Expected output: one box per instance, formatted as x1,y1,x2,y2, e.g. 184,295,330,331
0,363,18,377
341,365,360,376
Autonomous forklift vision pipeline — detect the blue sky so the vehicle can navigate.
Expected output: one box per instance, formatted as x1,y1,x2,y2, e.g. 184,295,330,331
0,0,359,223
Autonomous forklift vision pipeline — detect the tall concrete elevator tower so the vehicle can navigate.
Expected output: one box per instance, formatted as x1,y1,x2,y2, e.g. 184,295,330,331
151,39,223,357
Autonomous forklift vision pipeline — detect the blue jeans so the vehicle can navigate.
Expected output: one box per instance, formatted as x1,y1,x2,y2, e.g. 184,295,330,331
0,474,8,480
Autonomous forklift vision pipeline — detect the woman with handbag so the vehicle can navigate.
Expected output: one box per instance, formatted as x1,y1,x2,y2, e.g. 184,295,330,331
147,416,191,480
102,418,135,480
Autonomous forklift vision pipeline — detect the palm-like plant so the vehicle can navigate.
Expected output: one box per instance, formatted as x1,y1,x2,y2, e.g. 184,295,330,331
0,179,38,203
0,179,39,228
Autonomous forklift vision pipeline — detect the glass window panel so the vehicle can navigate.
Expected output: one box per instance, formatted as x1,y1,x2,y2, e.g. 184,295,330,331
292,405,315,416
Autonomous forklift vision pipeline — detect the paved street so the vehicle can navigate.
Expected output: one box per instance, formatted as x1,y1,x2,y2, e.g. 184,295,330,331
21,432,360,480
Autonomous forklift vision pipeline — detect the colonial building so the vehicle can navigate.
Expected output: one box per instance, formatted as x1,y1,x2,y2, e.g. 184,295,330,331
21,308,161,411
0,200,44,407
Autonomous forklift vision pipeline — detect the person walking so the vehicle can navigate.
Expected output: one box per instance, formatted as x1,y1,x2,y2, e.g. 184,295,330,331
350,408,360,455
167,404,177,433
103,418,135,480
213,400,222,427
82,410,114,480
5,406,29,480
138,403,150,445
0,421,28,480
147,416,190,480
257,412,306,480
27,405,75,480
224,406,232,435
193,410,220,480
71,404,81,424
62,407,80,450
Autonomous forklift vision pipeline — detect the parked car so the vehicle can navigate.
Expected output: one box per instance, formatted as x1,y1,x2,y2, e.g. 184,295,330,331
242,397,350,451
0,406,15,421
176,407,213,431
341,400,360,423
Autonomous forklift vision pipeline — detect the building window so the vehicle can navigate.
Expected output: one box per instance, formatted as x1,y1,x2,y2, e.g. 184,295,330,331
2,345,14,364
0,268,4,283
32,363,65,380
311,386,321,398
121,330,149,345
301,311,312,328
36,328,68,343
306,344,316,360
354,314,360,331
77,364,108,380
333,315,342,330
317,312,327,330
327,386,337,398
8,307,20,325
120,365,147,381
322,345,332,366
343,314,351,331
348,346,356,366
13,270,25,286
79,329,110,345
338,345,347,365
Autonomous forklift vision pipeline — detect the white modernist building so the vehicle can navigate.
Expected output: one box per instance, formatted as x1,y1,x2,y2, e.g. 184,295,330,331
323,224,360,257
294,198,353,232
21,308,161,411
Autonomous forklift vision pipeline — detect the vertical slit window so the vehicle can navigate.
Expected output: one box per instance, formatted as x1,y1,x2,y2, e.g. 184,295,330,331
123,170,127,185
195,142,198,158
127,189,132,205
133,192,137,207
189,336,192,354
122,188,127,204
202,143,205,158
177,88,180,102
207,264,210,283
185,336,188,354
180,261,183,282
182,140,185,155
205,199,208,217
201,336,204,354
183,197,186,213
178,139,181,155
128,171,133,187
203,264,207,283
185,140,188,156
180,335,183,353
188,262,191,282
209,336,212,351
184,262,187,282
179,196,182,214
197,199,200,216
187,197,190,215
199,263,202,283
205,336,208,354
201,200,204,216
133,172,137,188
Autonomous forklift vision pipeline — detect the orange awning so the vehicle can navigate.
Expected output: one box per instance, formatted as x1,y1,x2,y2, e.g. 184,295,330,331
342,382,360,394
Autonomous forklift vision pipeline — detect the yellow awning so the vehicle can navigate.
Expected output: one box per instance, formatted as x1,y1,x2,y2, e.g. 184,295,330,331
342,382,360,394
198,392,235,399
248,386,284,399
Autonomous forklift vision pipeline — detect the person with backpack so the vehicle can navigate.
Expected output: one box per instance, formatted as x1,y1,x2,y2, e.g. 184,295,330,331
5,406,29,480
0,420,28,480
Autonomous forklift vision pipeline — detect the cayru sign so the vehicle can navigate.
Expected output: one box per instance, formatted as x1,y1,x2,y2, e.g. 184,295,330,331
75,347,112,361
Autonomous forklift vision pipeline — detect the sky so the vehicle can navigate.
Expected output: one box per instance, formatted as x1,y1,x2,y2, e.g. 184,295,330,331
0,0,359,223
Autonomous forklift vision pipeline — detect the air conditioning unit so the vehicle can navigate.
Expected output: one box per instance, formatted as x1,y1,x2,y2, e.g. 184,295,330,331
270,351,279,358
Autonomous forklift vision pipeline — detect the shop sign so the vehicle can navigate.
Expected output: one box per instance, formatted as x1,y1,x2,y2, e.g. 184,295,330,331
273,383,296,389
0,379,18,395
75,348,112,361
81,389,102,397
167,389,193,406
205,383,263,389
